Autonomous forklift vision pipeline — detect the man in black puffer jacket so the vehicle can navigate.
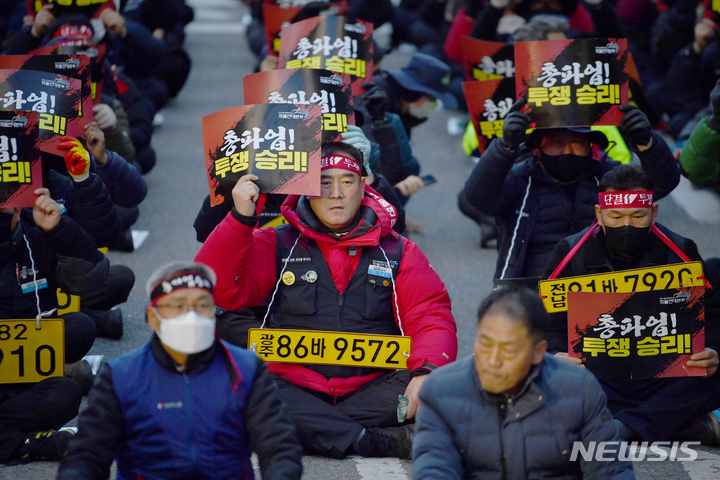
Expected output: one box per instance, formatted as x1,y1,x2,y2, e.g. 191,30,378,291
464,99,679,286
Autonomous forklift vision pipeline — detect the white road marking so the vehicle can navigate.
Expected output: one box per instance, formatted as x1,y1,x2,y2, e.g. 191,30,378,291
353,457,409,479
670,176,720,224
132,230,149,249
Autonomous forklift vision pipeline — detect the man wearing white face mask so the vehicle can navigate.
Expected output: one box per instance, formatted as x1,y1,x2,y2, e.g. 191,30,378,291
57,261,303,480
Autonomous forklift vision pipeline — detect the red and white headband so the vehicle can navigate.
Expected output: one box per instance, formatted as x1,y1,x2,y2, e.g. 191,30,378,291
599,191,653,209
321,154,362,176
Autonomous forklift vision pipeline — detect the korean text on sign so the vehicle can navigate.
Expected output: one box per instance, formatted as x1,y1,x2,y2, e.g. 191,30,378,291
538,262,706,313
248,328,412,369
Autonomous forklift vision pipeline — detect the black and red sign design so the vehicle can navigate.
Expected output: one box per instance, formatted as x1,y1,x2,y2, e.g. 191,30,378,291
33,45,106,105
263,1,348,56
567,288,706,379
514,38,629,128
0,111,42,208
463,78,515,154
243,68,354,143
0,63,82,157
278,15,373,96
461,37,514,82
202,103,322,206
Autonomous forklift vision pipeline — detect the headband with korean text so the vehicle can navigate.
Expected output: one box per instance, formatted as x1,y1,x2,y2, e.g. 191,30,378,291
150,272,214,306
599,191,653,209
320,154,362,176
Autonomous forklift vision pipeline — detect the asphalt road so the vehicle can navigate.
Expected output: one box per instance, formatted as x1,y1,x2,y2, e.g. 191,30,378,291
3,0,720,478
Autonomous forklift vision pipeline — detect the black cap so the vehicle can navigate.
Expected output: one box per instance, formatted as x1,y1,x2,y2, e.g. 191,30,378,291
526,127,609,150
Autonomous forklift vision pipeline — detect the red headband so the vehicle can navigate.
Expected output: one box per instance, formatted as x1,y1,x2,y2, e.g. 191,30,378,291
599,191,653,209
321,154,362,176
54,24,94,39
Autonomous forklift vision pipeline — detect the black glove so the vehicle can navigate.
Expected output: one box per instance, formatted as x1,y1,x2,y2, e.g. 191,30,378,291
619,104,652,147
361,82,388,122
707,79,720,132
501,98,531,152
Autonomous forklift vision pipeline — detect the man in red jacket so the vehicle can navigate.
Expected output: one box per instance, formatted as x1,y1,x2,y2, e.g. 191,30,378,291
196,142,457,460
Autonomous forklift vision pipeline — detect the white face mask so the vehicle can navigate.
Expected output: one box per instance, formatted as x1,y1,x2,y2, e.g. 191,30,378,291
155,310,216,355
407,99,437,119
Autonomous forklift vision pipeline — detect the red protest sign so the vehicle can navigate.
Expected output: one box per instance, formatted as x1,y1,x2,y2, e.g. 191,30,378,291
0,111,42,208
263,2,348,56
33,45,106,105
567,287,706,379
278,15,373,96
460,37,515,82
514,38,629,128
463,79,515,154
202,103,322,206
0,65,82,157
243,68,354,143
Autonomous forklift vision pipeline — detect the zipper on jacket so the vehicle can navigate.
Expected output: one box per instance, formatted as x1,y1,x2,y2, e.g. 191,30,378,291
338,292,344,330
184,374,198,474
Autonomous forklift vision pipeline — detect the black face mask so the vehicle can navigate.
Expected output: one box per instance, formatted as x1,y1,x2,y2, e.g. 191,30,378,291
539,153,594,183
603,224,651,262
0,212,14,244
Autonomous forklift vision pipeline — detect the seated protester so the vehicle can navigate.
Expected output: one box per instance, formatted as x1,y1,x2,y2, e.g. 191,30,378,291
646,16,720,139
358,82,423,203
58,125,144,339
192,135,406,348
464,99,679,287
544,165,720,445
119,0,193,99
1,190,108,465
8,5,169,112
413,287,633,479
679,78,720,195
196,142,457,459
56,261,303,480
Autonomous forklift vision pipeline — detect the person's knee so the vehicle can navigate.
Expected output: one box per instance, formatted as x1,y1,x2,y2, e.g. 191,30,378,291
62,312,97,363
34,377,82,427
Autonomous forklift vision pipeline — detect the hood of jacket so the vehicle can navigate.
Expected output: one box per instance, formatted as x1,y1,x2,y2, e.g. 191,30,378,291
281,185,399,246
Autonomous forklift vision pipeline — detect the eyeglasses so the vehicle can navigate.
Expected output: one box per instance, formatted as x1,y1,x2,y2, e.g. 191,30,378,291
154,302,216,319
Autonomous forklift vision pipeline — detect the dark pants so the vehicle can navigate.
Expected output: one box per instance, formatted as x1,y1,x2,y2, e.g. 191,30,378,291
80,265,135,311
63,311,96,364
272,370,411,458
0,377,81,463
602,374,720,440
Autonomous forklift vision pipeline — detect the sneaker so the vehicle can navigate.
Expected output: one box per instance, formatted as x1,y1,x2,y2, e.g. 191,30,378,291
359,426,415,459
673,411,720,446
82,307,124,340
14,430,74,463
64,360,95,395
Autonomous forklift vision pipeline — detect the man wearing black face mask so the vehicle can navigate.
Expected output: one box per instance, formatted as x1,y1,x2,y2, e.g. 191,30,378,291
542,165,720,445
464,98,679,286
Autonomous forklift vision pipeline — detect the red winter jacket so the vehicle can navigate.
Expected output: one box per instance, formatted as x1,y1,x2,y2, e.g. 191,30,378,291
195,186,457,396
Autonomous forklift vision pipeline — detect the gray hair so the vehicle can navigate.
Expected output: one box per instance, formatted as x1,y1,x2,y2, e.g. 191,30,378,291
513,14,570,42
145,261,217,298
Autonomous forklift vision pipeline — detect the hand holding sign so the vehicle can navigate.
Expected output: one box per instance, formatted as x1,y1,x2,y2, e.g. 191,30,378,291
33,188,61,232
687,348,719,377
501,97,530,152
619,104,652,149
232,174,260,217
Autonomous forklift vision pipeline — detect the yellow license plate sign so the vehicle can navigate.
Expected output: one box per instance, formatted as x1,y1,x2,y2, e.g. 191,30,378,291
538,262,705,313
248,329,412,369
0,319,65,384
56,288,80,315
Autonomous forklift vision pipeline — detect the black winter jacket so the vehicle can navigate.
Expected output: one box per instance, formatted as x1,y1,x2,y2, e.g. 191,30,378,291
464,131,680,281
